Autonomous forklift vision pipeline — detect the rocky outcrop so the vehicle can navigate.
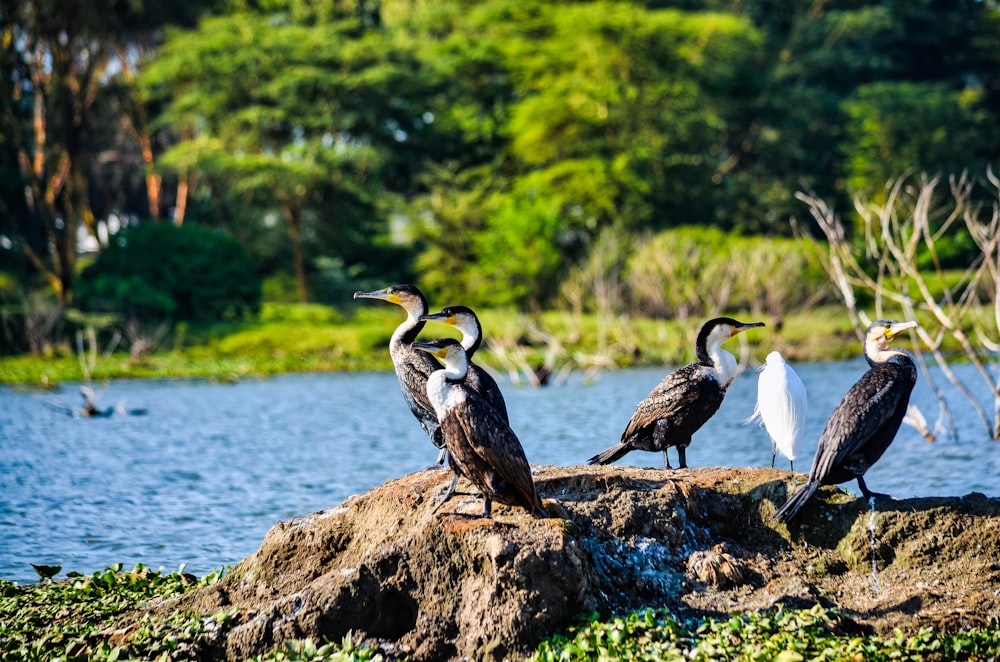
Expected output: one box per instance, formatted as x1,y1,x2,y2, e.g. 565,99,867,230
149,465,1000,661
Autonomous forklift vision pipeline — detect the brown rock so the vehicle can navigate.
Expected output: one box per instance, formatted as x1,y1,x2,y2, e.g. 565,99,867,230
143,466,1000,661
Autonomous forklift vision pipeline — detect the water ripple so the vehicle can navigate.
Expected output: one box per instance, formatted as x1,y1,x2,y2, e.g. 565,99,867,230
0,364,997,584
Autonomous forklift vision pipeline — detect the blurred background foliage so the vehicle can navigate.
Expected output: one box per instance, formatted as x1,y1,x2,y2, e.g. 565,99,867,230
0,0,998,358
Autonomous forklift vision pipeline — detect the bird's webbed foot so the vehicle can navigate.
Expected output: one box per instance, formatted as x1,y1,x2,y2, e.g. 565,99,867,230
857,476,890,499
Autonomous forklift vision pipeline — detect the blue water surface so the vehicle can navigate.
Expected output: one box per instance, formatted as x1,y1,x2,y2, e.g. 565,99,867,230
1,360,997,584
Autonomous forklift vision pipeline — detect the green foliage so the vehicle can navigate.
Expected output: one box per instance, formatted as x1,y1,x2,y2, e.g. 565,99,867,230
530,605,1000,661
247,635,385,661
0,563,227,661
624,227,832,319
76,223,261,323
843,82,997,200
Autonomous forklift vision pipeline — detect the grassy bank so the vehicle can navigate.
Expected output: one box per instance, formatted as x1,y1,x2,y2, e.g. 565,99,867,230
0,303,867,386
2,564,997,661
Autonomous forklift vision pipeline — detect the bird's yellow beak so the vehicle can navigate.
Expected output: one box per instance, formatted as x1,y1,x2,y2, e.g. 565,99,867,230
885,320,918,340
419,312,457,326
353,288,399,304
733,321,766,336
413,342,447,360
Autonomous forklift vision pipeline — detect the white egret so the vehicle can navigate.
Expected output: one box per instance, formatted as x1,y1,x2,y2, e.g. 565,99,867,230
746,350,807,470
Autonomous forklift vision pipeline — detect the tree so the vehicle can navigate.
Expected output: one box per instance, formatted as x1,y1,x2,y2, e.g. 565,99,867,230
799,171,1000,441
141,10,431,302
409,0,764,308
75,222,260,322
0,0,213,304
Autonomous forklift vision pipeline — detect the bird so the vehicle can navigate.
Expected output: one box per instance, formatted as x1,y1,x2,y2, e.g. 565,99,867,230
353,284,447,465
746,350,807,470
419,305,509,423
772,319,919,523
588,317,766,469
413,337,547,519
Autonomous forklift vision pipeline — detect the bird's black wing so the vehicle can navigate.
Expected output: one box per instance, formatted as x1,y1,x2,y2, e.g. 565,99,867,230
810,362,914,482
396,345,444,443
447,390,537,509
467,364,509,423
621,364,715,441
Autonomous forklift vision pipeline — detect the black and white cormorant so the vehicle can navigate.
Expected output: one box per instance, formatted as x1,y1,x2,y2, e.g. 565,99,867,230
413,337,547,519
588,317,765,469
419,305,509,423
353,284,446,464
772,319,919,523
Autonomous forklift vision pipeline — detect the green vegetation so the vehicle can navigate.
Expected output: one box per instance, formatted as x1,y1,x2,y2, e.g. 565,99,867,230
531,605,1000,661
3,0,999,312
4,568,997,661
76,223,261,323
0,563,230,661
0,301,865,386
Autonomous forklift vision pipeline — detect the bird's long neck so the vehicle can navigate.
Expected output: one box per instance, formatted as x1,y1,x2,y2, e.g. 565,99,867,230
865,345,914,367
392,304,426,346
442,356,469,383
456,319,483,356
699,339,738,388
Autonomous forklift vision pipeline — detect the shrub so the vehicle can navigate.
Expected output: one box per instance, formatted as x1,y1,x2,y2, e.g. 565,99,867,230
76,222,261,323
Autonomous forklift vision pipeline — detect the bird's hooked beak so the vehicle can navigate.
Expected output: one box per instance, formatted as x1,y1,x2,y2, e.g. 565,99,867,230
419,311,457,326
354,288,398,304
412,341,448,360
733,321,766,337
884,320,918,340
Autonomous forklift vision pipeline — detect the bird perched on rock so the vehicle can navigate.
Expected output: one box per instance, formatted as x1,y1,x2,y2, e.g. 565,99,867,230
746,350,807,470
353,284,446,465
773,319,919,523
589,317,766,469
420,305,508,423
413,337,547,518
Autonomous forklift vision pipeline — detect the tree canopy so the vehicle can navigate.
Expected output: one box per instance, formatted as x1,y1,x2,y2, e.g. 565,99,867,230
0,0,997,315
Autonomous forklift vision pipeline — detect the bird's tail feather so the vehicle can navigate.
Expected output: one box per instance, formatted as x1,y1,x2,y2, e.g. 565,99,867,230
772,480,819,523
588,443,630,466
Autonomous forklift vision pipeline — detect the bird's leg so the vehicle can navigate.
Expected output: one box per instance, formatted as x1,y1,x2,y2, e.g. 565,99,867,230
653,419,674,469
771,443,777,468
856,475,890,499
676,445,688,469
789,460,795,472
432,472,461,512
481,497,493,519
431,472,464,513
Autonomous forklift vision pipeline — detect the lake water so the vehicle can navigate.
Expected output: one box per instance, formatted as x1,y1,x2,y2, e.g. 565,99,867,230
1,360,998,584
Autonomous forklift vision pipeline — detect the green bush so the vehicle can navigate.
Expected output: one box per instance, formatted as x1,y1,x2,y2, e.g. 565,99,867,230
76,223,261,323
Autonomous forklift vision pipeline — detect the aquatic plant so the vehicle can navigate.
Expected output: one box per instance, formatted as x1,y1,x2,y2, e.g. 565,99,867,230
0,563,226,661
3,563,998,661
530,604,1000,661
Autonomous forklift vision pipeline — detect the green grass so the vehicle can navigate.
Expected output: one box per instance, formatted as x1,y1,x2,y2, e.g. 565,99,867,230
3,567,997,661
0,302,957,386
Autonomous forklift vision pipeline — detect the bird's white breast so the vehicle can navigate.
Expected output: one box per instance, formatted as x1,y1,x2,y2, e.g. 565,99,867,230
426,372,469,420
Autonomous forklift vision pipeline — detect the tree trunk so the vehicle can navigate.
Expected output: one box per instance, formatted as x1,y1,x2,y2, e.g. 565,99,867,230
284,204,309,303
